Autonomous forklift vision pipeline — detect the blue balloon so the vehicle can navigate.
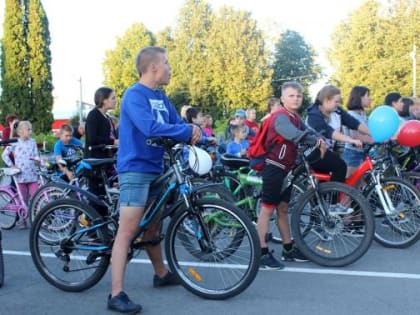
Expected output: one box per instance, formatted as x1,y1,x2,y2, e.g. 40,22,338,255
368,105,400,142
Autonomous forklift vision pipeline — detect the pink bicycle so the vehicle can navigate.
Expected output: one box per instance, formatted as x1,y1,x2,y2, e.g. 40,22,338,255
0,158,51,230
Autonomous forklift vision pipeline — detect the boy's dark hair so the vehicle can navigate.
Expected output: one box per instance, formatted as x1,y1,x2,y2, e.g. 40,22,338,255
230,124,244,134
60,124,73,133
347,86,370,110
384,92,402,106
185,106,202,123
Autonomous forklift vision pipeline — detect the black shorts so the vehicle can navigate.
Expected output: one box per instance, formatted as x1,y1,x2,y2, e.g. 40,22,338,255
261,164,292,206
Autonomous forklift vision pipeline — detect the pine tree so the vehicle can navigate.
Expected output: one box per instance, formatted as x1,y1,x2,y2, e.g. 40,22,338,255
0,0,31,124
1,0,53,133
27,0,53,132
271,30,321,112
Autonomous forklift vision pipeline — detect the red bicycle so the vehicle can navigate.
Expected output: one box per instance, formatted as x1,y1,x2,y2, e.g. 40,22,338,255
308,144,420,248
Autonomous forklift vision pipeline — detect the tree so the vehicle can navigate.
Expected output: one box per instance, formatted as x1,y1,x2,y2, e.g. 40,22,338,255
27,0,53,132
206,6,273,116
102,23,156,115
271,30,321,111
1,0,53,133
165,0,214,113
0,0,31,124
328,0,419,107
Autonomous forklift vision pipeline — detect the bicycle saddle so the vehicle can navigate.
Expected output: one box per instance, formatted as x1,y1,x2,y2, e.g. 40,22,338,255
220,154,250,169
1,168,21,176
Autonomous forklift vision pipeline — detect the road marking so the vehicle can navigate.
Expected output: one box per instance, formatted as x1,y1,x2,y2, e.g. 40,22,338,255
5,249,420,280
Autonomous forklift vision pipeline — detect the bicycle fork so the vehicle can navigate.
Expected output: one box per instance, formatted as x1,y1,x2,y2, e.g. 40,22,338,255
372,173,396,216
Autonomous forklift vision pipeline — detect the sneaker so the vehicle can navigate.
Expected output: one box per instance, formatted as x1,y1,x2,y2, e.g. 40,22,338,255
329,204,354,216
107,291,142,314
282,246,309,262
153,271,181,288
311,226,333,241
260,250,285,270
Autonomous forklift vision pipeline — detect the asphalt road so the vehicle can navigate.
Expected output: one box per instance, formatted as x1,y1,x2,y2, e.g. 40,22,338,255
1,227,420,315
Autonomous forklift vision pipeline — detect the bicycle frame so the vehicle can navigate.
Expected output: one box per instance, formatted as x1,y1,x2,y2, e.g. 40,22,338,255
310,152,398,216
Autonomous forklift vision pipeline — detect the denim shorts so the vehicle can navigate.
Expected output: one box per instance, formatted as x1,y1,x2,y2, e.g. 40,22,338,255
342,148,364,167
118,172,161,207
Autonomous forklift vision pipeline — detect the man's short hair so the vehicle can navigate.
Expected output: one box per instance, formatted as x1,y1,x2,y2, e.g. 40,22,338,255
135,46,166,75
281,81,303,94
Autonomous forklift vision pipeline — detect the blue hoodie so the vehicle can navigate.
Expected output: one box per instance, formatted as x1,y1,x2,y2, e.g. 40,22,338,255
117,83,192,174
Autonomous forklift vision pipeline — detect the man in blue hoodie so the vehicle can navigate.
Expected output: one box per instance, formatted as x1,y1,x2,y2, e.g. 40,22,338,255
108,46,201,314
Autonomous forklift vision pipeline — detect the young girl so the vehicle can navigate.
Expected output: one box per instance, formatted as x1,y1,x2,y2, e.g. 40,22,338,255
2,121,39,228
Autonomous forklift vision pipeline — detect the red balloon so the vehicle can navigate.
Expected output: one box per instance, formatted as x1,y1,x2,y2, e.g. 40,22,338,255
397,120,420,147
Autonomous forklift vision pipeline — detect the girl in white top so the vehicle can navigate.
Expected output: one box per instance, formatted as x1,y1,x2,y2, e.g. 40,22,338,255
2,121,39,207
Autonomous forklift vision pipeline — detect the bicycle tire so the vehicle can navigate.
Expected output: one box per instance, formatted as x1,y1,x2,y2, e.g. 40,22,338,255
366,177,420,248
291,182,374,267
0,189,19,230
402,171,420,191
165,198,260,300
0,230,4,288
30,199,111,292
29,184,67,225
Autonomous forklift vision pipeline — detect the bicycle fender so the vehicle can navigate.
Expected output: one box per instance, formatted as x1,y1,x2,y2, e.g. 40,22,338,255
49,182,109,208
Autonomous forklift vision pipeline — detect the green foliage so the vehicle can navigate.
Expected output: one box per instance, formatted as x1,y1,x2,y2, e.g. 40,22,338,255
328,0,419,108
206,6,273,115
32,132,57,153
271,30,322,112
0,0,31,123
102,23,156,115
27,0,54,133
0,0,53,133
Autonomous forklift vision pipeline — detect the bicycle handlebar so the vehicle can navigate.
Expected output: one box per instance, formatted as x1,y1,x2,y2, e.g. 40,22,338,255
0,138,18,146
87,144,118,151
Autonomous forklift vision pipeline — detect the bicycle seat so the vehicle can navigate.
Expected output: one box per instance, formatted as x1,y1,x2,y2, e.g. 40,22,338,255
1,167,21,176
82,158,115,167
220,154,250,169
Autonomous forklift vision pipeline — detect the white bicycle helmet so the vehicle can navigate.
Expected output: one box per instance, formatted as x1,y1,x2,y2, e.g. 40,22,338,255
188,146,212,175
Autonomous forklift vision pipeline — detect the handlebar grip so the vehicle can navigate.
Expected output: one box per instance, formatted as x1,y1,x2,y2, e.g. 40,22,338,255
0,138,18,146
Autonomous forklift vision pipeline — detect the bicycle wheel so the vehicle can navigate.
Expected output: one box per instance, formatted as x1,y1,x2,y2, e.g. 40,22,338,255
291,182,374,267
402,171,420,191
165,198,260,300
0,190,18,230
29,184,66,225
366,177,420,248
29,199,111,292
0,230,4,288
255,182,306,244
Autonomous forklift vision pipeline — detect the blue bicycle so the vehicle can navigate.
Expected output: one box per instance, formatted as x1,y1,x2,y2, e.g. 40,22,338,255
29,138,260,300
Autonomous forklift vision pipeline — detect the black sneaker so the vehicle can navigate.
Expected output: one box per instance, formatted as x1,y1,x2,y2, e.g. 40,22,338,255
282,246,309,262
107,291,142,314
153,271,181,288
260,250,285,270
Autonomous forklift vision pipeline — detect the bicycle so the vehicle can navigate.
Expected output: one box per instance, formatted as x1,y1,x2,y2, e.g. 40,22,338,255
0,138,20,288
213,154,305,243
30,138,260,300
214,148,374,267
307,143,420,248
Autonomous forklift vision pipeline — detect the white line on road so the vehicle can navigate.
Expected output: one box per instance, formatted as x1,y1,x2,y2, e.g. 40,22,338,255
6,249,420,280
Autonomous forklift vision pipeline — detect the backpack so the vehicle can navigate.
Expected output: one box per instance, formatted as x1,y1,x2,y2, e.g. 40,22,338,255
247,115,275,171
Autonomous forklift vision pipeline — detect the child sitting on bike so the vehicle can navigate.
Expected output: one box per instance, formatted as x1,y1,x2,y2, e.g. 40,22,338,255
257,81,326,269
1,121,39,228
53,124,84,181
226,124,249,158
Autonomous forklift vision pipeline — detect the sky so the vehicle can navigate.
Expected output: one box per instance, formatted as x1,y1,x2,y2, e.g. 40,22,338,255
0,0,369,118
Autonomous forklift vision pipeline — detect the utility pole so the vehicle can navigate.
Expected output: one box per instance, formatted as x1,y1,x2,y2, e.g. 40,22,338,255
410,44,417,97
77,76,83,124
